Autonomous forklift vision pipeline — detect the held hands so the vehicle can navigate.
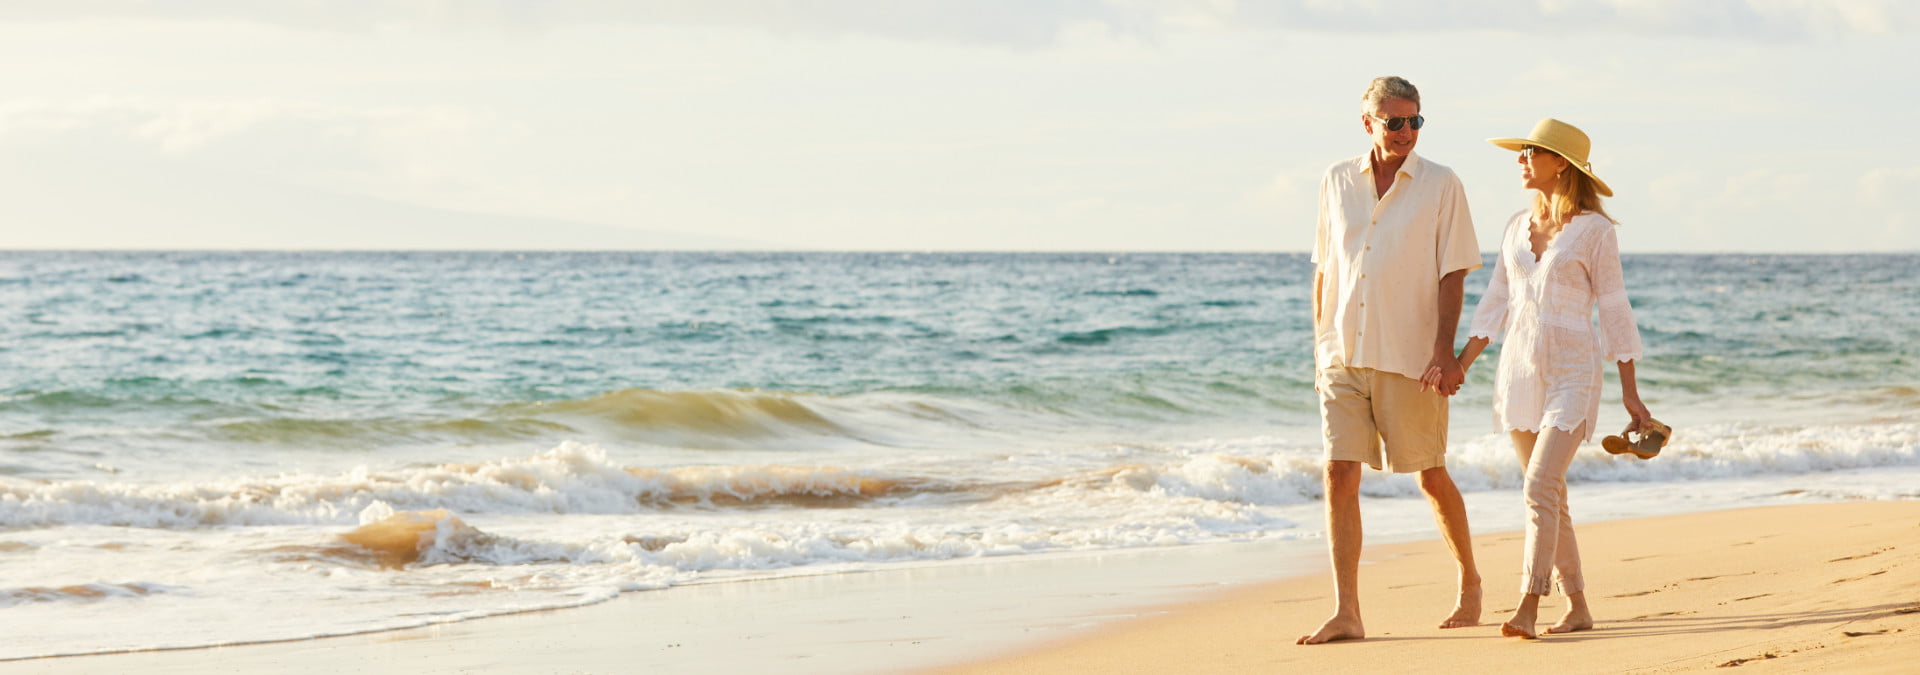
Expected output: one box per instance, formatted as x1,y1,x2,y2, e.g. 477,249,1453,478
1419,353,1466,396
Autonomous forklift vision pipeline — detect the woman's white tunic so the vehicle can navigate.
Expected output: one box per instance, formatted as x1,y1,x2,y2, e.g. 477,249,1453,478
1468,211,1643,441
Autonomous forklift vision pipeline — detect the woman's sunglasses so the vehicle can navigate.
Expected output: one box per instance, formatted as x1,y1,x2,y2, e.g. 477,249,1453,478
1520,146,1560,160
1370,114,1425,132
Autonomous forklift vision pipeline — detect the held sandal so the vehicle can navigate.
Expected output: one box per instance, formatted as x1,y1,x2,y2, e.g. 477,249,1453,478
1601,419,1671,459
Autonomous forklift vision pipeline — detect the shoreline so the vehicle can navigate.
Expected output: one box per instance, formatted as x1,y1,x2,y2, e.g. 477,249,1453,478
934,500,1920,674
7,528,1331,674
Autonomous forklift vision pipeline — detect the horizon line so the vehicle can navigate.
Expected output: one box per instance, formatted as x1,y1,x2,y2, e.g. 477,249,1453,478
0,248,1914,256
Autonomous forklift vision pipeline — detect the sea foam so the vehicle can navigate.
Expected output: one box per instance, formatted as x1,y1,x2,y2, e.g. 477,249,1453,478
6,422,1917,531
0,443,953,529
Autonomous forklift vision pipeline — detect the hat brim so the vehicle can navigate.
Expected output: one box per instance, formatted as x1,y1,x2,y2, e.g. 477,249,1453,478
1487,137,1614,197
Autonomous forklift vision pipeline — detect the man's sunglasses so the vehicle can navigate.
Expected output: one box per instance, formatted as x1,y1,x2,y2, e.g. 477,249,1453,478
1371,114,1425,132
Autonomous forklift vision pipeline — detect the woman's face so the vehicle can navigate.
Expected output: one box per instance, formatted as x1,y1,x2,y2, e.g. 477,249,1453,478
1519,145,1569,193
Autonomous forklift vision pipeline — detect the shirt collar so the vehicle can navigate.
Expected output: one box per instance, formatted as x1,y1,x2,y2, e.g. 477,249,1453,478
1359,150,1423,178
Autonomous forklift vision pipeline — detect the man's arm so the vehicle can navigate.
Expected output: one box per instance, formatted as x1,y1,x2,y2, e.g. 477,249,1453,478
1313,269,1324,328
1420,268,1469,394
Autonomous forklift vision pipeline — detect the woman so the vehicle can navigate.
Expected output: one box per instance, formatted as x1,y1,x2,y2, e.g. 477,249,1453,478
1450,118,1652,639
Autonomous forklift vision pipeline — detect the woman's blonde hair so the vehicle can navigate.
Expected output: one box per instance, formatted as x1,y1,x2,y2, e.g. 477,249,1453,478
1533,158,1613,225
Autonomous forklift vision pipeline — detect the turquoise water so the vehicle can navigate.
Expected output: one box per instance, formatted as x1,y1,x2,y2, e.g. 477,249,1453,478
3,252,1324,481
3,251,1917,657
4,252,1913,475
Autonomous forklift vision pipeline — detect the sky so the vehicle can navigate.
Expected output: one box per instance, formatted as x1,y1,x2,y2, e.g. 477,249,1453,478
1,1,1915,252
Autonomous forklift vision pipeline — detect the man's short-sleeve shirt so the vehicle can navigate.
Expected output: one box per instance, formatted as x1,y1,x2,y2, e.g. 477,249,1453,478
1312,151,1482,379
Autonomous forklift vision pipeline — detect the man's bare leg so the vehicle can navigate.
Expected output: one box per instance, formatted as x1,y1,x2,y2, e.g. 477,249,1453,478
1417,466,1482,629
1547,591,1593,634
1298,460,1365,644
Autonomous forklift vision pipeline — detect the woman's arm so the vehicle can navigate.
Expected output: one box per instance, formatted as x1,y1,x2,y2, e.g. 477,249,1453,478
1590,222,1651,431
1456,336,1491,373
1463,216,1517,362
1617,359,1652,433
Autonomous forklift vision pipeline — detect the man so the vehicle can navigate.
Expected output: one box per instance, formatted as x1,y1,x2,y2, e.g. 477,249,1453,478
1296,75,1483,645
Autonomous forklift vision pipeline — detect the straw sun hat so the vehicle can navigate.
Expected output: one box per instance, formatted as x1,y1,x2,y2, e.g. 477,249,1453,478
1487,118,1613,197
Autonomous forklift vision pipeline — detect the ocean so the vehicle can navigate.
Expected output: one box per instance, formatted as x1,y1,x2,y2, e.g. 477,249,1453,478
3,251,1917,659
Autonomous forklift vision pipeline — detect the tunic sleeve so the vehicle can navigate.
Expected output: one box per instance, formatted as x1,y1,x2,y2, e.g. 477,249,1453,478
1590,221,1644,363
1467,221,1511,342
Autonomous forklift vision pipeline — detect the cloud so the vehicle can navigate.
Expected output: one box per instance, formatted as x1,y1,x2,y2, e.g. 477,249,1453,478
0,97,542,228
0,1,1165,47
1858,166,1920,204
1234,0,1918,40
2,0,1912,46
1856,167,1920,249
0,142,768,250
1635,165,1920,252
0,97,495,155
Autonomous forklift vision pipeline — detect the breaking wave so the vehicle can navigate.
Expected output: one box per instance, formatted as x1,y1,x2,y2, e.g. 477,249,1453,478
0,443,967,529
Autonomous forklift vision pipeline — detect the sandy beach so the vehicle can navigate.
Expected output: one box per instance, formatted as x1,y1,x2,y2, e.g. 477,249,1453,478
939,500,1920,674
5,499,1912,674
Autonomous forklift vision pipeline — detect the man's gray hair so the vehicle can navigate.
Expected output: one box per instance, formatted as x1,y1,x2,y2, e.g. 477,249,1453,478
1361,76,1420,114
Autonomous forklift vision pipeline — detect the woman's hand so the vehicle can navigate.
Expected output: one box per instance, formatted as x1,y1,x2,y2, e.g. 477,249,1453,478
1623,396,1653,434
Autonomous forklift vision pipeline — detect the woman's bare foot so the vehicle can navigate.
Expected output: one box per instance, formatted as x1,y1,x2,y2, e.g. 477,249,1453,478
1296,613,1365,645
1438,584,1482,628
1547,592,1593,634
1547,606,1593,634
1502,596,1540,639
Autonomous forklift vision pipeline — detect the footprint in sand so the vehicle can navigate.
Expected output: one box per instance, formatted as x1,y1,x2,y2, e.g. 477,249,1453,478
1829,569,1889,584
1685,572,1754,582
1630,610,1695,619
1608,589,1663,598
1826,547,1891,563
1719,652,1782,667
1714,594,1773,606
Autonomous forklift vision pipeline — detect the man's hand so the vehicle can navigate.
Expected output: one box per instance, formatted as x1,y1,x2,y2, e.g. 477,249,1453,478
1419,353,1466,396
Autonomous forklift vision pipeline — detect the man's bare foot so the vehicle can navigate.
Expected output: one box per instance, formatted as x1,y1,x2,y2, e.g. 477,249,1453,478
1296,614,1364,645
1546,607,1593,634
1438,584,1482,628
1500,620,1538,639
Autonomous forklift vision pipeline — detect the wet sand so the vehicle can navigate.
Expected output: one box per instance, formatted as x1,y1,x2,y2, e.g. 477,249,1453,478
4,530,1324,674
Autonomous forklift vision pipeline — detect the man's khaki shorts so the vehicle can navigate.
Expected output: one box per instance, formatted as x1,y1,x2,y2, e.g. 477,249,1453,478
1317,365,1449,473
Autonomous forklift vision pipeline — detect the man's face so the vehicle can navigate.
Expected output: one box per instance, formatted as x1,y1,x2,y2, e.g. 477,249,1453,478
1363,96,1421,161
